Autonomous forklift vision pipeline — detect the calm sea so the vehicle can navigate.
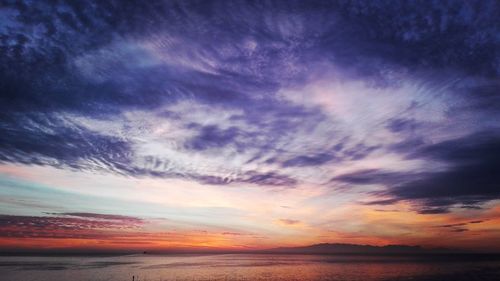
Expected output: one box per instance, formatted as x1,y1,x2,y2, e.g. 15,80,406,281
1,254,500,281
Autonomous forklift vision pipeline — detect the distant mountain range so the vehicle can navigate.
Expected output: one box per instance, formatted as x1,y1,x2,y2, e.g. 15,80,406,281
258,243,450,255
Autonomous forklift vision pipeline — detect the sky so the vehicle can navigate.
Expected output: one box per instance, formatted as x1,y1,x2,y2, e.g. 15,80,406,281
0,0,499,253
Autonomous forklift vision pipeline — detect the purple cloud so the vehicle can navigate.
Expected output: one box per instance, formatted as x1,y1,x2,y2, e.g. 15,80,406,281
1,0,499,199
0,213,144,239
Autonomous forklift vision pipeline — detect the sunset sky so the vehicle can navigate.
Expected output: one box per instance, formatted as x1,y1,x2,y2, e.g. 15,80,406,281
1,0,499,253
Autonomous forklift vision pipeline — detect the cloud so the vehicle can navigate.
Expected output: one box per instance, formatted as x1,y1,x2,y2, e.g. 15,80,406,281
437,223,468,228
282,153,337,167
332,169,407,186
239,171,297,187
436,220,484,235
1,0,499,195
0,213,268,251
416,208,451,215
1,2,500,254
0,213,144,239
434,220,485,234
0,115,133,173
278,219,301,225
334,131,500,213
335,0,500,77
221,232,245,236
385,118,420,134
185,125,242,151
53,213,144,225
451,228,469,233
388,132,500,207
195,170,297,187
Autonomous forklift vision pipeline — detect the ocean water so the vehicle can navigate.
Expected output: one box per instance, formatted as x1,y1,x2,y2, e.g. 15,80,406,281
1,254,500,281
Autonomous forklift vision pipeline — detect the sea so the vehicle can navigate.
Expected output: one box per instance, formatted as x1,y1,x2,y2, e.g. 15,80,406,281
1,254,500,281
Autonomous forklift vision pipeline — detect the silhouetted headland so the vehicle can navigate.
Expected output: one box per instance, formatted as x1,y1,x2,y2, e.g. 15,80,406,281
257,243,500,260
261,243,426,255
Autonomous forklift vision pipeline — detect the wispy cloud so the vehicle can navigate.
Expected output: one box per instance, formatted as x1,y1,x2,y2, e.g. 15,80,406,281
0,213,144,239
1,0,499,251
278,219,301,226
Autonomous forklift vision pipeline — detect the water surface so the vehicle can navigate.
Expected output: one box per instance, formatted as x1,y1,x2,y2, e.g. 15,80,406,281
1,254,500,281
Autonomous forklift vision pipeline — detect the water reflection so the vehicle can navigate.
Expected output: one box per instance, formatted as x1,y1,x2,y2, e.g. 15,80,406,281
1,254,500,281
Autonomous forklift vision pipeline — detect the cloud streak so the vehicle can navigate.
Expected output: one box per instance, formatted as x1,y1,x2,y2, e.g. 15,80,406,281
0,213,144,240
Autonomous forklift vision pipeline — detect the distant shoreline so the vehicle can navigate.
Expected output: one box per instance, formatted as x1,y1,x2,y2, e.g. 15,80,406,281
2,242,500,257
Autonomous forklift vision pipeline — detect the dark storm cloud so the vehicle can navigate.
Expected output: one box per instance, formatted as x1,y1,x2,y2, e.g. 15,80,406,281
334,131,500,213
1,0,499,190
